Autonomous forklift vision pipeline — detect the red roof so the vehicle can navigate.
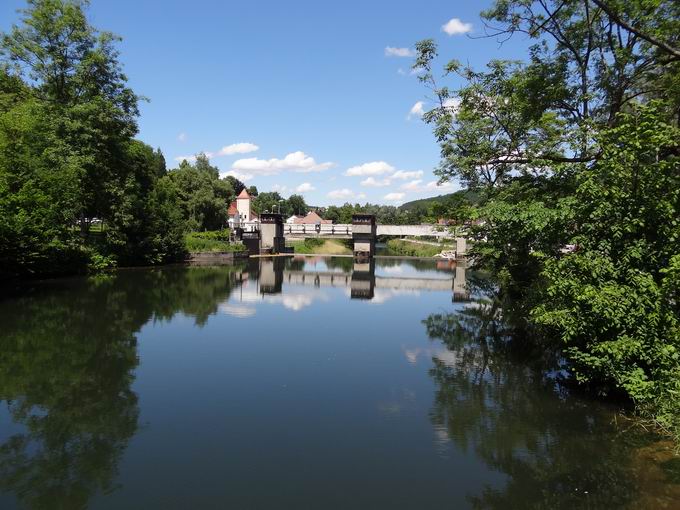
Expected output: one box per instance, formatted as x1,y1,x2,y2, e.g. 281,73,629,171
237,189,250,199
294,211,332,224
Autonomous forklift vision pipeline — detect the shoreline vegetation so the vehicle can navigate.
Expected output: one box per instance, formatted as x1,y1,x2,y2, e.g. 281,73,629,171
412,0,680,442
184,231,244,253
385,239,453,258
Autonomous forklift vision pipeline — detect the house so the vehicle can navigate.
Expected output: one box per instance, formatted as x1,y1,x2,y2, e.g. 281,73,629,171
227,189,259,229
292,210,332,225
286,214,303,224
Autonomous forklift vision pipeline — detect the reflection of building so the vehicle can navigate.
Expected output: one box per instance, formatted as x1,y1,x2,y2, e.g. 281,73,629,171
259,257,284,294
228,189,259,229
453,259,469,302
351,259,376,299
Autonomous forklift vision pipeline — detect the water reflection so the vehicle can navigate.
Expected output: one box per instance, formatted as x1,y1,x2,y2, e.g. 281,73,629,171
420,283,677,508
0,259,676,508
351,260,375,299
0,266,246,509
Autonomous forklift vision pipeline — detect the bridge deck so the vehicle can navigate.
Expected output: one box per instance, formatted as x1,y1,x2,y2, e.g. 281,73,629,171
241,222,459,239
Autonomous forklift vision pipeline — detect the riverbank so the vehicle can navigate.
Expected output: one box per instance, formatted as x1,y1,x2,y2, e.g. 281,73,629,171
384,238,454,258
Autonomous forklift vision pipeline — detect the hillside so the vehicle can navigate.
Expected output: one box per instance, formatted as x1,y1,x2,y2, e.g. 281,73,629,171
399,189,479,211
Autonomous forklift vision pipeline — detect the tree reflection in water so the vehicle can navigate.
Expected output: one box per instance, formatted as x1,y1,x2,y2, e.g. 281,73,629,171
0,265,244,509
422,278,651,509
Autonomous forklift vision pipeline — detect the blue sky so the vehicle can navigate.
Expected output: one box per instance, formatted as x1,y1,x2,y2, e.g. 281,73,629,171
1,0,529,206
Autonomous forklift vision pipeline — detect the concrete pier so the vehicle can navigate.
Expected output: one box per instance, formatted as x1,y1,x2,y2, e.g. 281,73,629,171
352,214,377,258
259,213,286,254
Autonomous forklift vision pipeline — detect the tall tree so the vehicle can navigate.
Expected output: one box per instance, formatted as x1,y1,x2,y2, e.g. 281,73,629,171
415,0,680,439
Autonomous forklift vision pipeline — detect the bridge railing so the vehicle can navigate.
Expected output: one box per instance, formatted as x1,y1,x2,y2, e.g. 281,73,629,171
284,223,353,236
238,221,466,240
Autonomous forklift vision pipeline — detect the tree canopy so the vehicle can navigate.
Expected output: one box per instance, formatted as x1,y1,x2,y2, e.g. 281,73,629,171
416,0,680,440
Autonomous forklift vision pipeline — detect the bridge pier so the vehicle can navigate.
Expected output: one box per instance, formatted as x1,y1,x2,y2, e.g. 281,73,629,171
259,213,286,254
352,214,377,259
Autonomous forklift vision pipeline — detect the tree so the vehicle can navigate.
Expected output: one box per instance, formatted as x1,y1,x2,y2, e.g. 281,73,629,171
224,175,246,196
252,191,284,214
0,1,189,278
247,185,258,197
415,0,679,191
415,0,680,440
167,156,234,231
2,0,140,236
532,105,680,436
286,194,308,216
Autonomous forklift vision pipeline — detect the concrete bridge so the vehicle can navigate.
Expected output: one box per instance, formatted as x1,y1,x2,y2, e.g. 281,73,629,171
271,223,459,240
237,214,467,258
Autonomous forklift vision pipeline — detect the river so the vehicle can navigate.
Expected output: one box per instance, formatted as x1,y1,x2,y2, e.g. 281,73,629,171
0,256,678,509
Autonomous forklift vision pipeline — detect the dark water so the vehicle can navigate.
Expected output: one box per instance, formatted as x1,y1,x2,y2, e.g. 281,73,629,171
0,257,678,509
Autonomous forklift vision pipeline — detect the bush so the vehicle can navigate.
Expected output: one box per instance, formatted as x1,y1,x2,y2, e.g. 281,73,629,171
531,106,680,440
386,239,446,257
185,231,243,253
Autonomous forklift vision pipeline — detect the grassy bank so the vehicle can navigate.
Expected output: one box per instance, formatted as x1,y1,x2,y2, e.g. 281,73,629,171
385,239,450,257
287,238,352,255
185,231,245,253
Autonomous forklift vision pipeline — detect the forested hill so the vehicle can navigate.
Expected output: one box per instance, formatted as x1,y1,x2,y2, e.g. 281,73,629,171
399,189,479,211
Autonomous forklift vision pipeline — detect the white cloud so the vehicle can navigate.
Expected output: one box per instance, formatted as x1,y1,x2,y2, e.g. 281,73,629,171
174,154,198,163
233,151,333,175
345,161,395,176
296,182,315,193
392,170,423,180
400,179,457,193
385,46,416,58
397,68,406,76
177,132,187,142
217,142,259,156
401,179,424,191
408,101,425,119
221,170,254,182
327,188,356,200
271,184,289,194
442,18,473,35
426,180,455,191
174,141,259,162
384,192,406,201
360,177,391,187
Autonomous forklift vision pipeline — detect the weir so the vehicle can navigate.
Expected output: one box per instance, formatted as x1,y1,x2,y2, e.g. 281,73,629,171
235,213,467,258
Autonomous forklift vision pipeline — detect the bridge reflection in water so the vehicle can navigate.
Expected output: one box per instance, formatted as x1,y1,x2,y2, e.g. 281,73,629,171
252,257,469,302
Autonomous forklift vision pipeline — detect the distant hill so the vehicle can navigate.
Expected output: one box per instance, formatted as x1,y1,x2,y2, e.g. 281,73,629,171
399,189,479,211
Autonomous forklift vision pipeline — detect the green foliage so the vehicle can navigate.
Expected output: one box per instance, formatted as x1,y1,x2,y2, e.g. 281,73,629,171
0,1,187,278
87,251,117,273
185,230,244,253
321,202,425,225
532,106,680,436
386,239,447,257
416,0,680,441
166,154,234,232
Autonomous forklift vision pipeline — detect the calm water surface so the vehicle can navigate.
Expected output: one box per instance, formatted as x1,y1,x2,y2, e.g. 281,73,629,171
1,256,678,509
